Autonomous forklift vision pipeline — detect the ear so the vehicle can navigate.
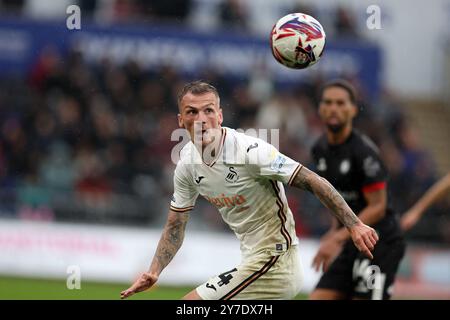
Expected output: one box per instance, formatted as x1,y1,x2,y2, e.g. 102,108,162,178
177,113,184,128
218,107,223,125
350,103,358,118
318,103,326,120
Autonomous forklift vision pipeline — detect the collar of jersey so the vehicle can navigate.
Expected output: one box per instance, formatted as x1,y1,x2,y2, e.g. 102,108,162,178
191,127,227,167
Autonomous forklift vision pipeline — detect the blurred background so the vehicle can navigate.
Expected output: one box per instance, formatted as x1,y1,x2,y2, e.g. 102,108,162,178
0,0,449,299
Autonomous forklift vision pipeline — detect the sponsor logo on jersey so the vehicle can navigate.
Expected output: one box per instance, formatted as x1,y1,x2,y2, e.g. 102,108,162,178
206,283,217,291
204,193,247,209
195,176,205,184
363,156,380,177
270,154,286,172
246,142,259,153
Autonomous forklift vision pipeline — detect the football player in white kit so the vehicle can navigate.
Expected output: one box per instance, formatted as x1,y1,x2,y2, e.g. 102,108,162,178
121,81,378,300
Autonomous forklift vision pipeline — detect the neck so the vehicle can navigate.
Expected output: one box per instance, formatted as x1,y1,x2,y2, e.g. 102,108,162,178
327,125,352,145
193,127,223,162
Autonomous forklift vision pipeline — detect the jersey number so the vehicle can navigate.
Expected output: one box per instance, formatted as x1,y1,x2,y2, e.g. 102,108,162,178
218,268,237,286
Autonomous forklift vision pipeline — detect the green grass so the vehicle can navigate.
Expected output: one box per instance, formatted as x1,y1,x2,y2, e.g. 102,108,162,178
0,276,308,300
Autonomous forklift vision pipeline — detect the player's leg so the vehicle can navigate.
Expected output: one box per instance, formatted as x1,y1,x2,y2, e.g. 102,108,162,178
194,247,301,300
235,245,303,300
182,289,203,300
351,237,406,300
309,288,346,300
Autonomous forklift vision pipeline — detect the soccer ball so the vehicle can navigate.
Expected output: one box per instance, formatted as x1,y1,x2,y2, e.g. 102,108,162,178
270,13,326,69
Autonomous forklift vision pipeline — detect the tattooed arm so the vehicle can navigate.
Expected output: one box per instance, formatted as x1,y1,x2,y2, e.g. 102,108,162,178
291,166,378,259
149,210,189,275
121,210,189,299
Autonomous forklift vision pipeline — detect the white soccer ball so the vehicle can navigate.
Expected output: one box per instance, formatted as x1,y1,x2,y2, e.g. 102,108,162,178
270,13,326,69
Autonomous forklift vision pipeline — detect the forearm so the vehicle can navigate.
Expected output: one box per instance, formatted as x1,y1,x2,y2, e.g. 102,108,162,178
410,173,450,215
149,211,189,276
292,166,360,229
334,204,385,242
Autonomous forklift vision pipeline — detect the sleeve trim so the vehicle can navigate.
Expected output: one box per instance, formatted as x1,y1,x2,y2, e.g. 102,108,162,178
288,164,303,186
362,181,386,193
170,205,194,213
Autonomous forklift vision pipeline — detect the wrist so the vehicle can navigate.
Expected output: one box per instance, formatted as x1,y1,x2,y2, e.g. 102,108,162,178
148,266,161,277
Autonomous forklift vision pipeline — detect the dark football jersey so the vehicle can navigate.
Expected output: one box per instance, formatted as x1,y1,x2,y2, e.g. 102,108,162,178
311,130,402,241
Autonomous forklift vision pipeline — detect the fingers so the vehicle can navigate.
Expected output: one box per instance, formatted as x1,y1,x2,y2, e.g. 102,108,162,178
120,272,157,299
323,258,331,272
362,247,374,260
312,254,323,272
371,229,379,242
364,234,375,251
401,216,415,231
120,288,135,300
370,231,378,246
354,236,374,260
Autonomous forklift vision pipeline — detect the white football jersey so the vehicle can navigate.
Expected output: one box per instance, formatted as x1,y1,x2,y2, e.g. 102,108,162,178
170,127,302,258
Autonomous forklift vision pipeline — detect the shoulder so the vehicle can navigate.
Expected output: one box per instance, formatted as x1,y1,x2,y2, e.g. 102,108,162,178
225,127,274,153
227,127,259,146
352,130,381,155
178,141,194,165
311,134,328,155
222,127,279,165
175,142,195,178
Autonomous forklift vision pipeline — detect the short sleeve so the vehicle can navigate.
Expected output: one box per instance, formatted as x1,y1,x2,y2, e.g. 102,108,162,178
170,163,199,213
246,138,302,185
356,139,388,193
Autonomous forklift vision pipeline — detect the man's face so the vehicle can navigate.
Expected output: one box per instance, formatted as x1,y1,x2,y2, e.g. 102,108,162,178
178,91,223,147
318,86,357,133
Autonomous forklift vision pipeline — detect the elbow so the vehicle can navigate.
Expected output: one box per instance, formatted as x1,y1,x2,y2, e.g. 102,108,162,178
377,207,386,219
374,203,387,221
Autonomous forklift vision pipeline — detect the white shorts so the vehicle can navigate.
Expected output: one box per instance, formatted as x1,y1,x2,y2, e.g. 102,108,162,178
196,245,303,300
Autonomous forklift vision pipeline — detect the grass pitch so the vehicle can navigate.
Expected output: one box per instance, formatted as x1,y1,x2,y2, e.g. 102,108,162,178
0,276,308,300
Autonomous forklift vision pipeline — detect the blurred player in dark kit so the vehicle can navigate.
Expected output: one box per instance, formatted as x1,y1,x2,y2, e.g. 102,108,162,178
310,80,405,300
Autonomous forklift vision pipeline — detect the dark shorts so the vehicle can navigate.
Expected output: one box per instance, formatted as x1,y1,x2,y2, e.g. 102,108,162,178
315,236,406,300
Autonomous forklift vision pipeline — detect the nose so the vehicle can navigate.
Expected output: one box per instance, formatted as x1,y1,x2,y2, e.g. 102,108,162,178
196,110,208,124
327,102,339,110
326,103,340,115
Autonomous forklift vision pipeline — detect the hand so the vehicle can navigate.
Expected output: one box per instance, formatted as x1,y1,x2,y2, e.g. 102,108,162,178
348,222,378,259
400,209,421,231
120,272,158,299
312,234,343,272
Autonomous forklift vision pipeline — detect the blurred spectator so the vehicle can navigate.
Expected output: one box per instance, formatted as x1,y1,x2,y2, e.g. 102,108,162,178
0,44,445,243
78,0,98,19
0,0,25,15
334,6,360,38
138,0,191,22
219,0,249,30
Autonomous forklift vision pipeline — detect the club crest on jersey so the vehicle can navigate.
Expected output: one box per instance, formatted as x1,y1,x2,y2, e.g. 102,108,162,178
317,158,327,171
340,159,351,174
225,166,239,183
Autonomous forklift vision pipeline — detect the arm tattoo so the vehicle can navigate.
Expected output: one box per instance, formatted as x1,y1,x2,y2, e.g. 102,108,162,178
152,211,189,274
292,167,359,228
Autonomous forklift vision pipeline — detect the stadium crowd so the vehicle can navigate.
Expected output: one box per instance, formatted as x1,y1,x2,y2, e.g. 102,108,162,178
0,0,447,244
0,45,447,244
